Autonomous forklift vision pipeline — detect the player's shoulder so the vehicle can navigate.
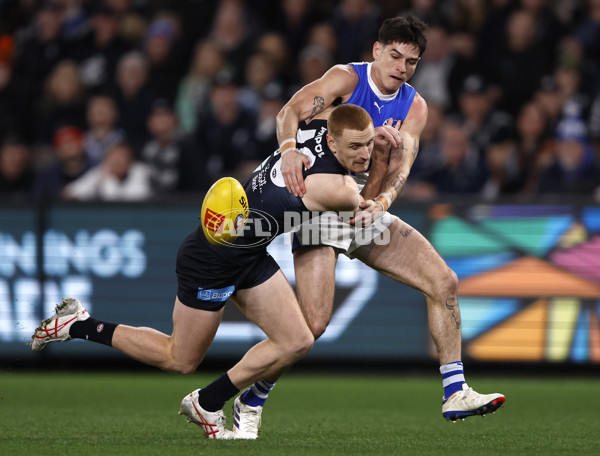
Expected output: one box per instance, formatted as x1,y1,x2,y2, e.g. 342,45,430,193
325,63,360,83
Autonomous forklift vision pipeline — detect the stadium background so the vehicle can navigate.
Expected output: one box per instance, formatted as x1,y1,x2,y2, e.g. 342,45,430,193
1,0,599,370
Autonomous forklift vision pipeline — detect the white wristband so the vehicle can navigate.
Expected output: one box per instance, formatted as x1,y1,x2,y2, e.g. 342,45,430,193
374,200,385,212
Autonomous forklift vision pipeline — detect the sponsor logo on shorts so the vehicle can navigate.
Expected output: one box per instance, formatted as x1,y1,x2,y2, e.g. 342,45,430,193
197,285,235,302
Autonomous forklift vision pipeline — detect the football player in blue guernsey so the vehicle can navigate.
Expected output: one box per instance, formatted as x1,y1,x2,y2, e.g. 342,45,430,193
31,104,377,440
238,14,505,437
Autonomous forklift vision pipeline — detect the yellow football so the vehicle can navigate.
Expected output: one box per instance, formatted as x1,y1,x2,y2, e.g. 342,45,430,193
200,177,249,246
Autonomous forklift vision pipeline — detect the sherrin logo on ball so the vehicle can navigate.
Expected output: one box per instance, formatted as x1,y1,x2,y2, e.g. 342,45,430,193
200,177,249,246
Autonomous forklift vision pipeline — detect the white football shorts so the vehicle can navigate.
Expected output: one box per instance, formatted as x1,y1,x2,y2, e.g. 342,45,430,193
291,211,397,258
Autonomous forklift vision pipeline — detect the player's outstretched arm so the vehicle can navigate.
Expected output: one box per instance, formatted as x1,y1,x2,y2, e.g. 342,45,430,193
302,174,361,213
276,65,358,197
373,94,428,210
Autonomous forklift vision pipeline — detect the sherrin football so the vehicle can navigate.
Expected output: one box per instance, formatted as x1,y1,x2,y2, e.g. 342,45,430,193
200,177,249,246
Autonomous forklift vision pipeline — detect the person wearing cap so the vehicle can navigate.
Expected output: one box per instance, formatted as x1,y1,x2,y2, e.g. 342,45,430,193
456,73,514,153
33,125,91,199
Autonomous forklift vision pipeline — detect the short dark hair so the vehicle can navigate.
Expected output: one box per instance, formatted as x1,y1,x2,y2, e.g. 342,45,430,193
327,104,373,138
378,15,428,57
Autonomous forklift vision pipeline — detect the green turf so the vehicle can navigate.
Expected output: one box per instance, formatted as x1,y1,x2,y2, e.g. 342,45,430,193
1,371,599,455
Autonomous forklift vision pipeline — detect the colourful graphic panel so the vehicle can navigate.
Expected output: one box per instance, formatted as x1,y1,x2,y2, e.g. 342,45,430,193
431,204,600,363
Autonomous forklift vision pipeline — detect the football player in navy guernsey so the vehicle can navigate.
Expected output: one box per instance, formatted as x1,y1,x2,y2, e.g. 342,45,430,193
239,14,505,435
31,104,377,439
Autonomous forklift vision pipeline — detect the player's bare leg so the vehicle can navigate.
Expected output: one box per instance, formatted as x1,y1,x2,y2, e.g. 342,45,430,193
352,218,461,364
183,270,314,439
352,218,505,420
293,245,338,339
111,297,223,374
228,270,314,387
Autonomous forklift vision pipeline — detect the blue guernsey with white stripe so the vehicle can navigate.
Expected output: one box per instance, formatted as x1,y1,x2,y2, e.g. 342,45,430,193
343,62,416,185
344,62,416,128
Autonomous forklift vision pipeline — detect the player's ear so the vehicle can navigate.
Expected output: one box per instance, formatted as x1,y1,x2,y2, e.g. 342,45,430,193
373,41,382,60
327,133,337,155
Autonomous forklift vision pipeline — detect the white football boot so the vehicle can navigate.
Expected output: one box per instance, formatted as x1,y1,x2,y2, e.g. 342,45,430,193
232,395,262,439
31,297,90,351
442,384,506,422
179,389,234,440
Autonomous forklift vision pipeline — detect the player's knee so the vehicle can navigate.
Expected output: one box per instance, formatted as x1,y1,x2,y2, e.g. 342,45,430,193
307,318,330,340
165,357,202,375
285,330,314,362
437,267,459,297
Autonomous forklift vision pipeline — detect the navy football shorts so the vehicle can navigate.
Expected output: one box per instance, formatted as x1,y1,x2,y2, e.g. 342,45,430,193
175,229,280,311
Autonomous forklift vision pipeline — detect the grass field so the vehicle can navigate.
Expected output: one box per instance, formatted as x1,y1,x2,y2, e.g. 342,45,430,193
1,370,599,455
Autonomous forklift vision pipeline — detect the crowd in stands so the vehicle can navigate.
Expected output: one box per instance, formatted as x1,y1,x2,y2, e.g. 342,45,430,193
0,0,599,203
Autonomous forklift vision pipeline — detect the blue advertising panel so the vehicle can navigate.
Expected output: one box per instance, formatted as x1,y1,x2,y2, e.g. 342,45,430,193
3,201,598,364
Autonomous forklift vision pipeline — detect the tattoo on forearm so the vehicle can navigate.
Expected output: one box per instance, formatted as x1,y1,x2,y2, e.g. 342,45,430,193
311,96,325,116
445,297,461,329
382,173,406,199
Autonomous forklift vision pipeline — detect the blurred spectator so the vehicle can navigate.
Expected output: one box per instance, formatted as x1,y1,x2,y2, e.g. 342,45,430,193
410,21,453,110
534,74,566,132
480,128,523,201
254,89,285,161
63,141,152,201
33,59,86,146
254,32,292,86
0,139,34,199
571,0,600,62
296,44,334,88
239,52,283,115
111,51,157,152
409,101,445,180
140,99,186,195
446,31,483,111
553,57,590,121
52,0,89,41
83,94,125,166
34,125,90,199
143,16,186,104
70,4,131,93
269,0,316,56
537,116,600,194
12,3,68,138
330,0,381,63
193,73,260,185
0,60,26,143
12,3,67,96
404,0,442,24
477,0,515,72
490,8,551,116
447,0,489,34
409,120,488,198
306,23,338,61
210,0,256,78
514,100,554,193
174,39,231,134
455,74,514,152
589,85,600,152
519,0,565,65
